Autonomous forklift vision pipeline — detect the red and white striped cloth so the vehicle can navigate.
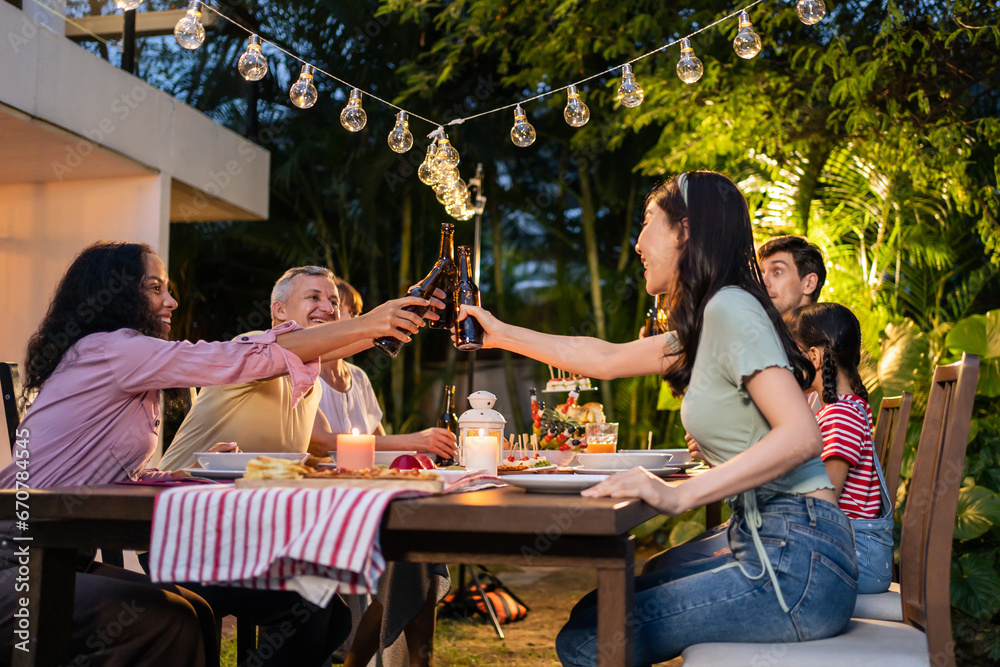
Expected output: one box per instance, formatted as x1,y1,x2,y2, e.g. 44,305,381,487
148,486,417,607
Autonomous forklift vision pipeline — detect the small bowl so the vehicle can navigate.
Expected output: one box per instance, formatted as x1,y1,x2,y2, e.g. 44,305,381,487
576,451,673,470
619,448,692,465
195,451,308,472
327,451,418,466
544,450,578,467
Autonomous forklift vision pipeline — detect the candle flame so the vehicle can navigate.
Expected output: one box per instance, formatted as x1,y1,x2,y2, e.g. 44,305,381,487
478,428,486,437
351,427,360,436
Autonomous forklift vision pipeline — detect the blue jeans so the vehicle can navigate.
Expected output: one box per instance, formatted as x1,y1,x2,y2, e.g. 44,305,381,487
556,495,858,666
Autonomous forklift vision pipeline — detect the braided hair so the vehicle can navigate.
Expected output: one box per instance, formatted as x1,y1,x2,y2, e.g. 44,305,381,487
786,303,868,405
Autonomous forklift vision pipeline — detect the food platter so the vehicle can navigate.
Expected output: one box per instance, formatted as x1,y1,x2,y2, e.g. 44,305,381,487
497,464,558,475
502,473,609,494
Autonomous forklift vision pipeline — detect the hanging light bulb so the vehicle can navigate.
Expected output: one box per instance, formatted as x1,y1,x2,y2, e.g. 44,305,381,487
289,64,318,109
563,85,591,127
238,35,268,81
435,136,460,170
115,0,144,10
796,0,827,25
174,1,206,50
733,11,762,59
418,144,438,185
676,38,704,84
616,64,644,108
387,111,414,153
340,88,367,132
510,104,536,147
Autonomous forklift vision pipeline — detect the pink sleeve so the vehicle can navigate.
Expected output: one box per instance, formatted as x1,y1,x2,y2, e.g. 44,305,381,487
106,322,319,406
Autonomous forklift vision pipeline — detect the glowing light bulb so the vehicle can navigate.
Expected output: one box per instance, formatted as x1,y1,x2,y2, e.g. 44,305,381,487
676,38,704,84
238,35,268,81
797,0,827,25
116,0,144,10
435,137,460,169
564,85,590,127
510,104,536,147
289,65,318,109
617,64,644,108
387,111,413,152
733,11,762,59
340,88,367,132
174,1,206,50
456,206,476,221
418,144,438,185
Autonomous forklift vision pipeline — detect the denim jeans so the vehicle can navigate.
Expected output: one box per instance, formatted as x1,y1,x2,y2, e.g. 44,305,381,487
556,495,858,666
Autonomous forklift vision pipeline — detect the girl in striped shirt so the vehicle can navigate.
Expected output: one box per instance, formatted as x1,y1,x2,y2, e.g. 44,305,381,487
788,302,894,593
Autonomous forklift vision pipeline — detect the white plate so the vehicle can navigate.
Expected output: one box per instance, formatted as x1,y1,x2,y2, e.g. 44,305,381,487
502,474,609,494
183,468,243,480
572,466,680,477
671,461,703,471
194,451,308,472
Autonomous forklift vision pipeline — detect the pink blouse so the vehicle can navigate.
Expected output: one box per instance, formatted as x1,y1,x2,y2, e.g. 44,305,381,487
0,322,318,488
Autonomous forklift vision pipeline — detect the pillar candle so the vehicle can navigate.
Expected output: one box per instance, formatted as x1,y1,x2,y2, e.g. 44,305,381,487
463,428,499,476
337,428,375,471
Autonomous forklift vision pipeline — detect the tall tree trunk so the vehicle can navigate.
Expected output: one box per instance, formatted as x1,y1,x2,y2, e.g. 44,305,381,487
617,180,637,272
577,167,613,418
489,177,525,430
391,188,413,428
796,144,831,236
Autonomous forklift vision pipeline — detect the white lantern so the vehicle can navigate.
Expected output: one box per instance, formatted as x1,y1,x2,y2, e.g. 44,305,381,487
457,390,507,468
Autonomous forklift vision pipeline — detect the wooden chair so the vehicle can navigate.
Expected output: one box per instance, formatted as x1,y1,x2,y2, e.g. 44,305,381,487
681,354,979,667
872,392,914,503
1,362,25,452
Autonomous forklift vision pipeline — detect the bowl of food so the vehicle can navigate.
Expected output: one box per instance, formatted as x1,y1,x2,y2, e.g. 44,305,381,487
575,451,674,471
195,451,308,472
619,448,693,465
327,451,419,467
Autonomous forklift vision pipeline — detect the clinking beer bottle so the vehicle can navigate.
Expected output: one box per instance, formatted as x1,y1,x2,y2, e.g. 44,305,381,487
372,250,451,358
427,223,458,331
645,294,665,336
453,245,484,351
436,384,459,466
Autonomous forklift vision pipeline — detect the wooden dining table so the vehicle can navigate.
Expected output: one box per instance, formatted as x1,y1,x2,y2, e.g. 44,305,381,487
1,482,662,667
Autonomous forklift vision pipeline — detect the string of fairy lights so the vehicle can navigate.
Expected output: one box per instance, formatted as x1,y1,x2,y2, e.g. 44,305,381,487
113,0,830,220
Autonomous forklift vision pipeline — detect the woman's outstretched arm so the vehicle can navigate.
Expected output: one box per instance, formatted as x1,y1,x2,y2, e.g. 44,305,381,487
459,304,672,380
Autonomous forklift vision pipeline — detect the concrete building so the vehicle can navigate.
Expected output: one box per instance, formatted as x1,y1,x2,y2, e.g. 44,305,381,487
0,0,270,463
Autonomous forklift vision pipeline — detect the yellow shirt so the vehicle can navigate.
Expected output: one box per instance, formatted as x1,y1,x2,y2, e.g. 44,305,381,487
159,333,321,470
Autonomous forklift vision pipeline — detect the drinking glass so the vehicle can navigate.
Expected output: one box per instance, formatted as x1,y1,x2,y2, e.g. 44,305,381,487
585,422,618,453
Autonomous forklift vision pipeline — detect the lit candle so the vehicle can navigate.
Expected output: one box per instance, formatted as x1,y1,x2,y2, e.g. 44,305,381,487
337,427,375,471
463,428,499,476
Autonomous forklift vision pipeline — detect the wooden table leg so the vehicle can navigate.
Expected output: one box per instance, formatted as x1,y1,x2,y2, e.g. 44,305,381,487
13,545,76,667
596,536,635,667
705,500,722,530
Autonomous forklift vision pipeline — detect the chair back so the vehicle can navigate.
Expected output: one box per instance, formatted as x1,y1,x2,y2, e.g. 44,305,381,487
872,392,914,503
899,353,978,667
1,363,25,452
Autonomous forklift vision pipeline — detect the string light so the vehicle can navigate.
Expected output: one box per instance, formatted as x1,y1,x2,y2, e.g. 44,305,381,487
418,143,438,185
174,1,206,50
796,0,826,25
676,38,704,84
435,136,460,170
510,105,537,147
115,0,144,9
289,64,318,109
387,111,414,152
733,11,762,59
340,88,367,132
238,35,268,81
617,64,644,108
564,85,590,127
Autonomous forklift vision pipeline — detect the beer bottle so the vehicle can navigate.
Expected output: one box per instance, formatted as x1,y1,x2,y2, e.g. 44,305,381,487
436,384,459,466
372,253,451,358
645,294,665,336
453,245,484,351
427,223,458,331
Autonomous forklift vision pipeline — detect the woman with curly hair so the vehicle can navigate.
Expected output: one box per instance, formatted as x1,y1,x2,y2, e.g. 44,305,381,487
0,241,434,666
459,172,858,665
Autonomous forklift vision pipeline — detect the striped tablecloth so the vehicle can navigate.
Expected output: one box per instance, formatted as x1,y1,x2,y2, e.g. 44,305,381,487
148,485,416,607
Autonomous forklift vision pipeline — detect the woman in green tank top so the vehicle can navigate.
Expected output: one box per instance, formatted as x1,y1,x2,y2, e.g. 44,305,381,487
459,171,857,665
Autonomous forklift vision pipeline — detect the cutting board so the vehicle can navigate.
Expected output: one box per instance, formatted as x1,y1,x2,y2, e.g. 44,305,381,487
234,477,444,493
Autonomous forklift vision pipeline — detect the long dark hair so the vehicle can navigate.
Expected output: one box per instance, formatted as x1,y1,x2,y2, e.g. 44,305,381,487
786,302,868,404
23,241,162,395
651,171,815,394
